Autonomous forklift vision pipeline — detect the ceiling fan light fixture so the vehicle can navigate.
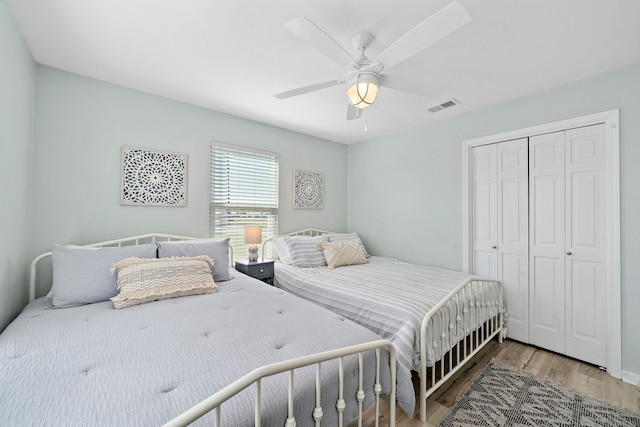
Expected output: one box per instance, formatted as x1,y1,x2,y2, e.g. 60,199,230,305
346,73,379,109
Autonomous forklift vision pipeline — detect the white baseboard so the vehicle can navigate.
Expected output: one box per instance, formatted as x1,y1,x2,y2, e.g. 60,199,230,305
621,370,640,386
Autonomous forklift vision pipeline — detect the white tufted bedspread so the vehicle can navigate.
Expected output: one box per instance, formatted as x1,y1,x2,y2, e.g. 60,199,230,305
0,270,414,426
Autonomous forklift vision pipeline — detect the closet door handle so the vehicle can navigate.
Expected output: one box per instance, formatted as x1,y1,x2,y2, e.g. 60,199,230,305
491,246,497,249
566,251,572,256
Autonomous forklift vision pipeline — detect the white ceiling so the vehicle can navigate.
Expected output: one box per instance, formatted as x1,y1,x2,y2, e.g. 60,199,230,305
7,0,640,144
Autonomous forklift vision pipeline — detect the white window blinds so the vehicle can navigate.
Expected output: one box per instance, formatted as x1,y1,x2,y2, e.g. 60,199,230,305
210,143,279,260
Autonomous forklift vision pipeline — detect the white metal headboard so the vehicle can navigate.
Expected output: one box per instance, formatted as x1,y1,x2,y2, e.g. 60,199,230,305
261,228,336,260
29,233,234,302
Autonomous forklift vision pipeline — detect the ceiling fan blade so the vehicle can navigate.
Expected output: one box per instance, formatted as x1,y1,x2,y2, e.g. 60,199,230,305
285,17,358,68
372,1,471,70
381,74,449,98
274,79,343,99
346,104,362,121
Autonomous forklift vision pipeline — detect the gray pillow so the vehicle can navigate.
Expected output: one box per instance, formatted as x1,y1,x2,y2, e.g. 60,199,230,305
51,243,158,308
157,238,231,282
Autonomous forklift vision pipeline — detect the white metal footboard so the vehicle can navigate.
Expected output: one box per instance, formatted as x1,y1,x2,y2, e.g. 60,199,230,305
164,339,397,427
419,277,503,422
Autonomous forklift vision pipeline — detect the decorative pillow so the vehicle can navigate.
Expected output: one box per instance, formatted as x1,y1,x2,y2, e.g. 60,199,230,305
316,240,369,269
51,243,157,308
110,256,217,309
327,232,370,257
157,238,231,282
284,235,329,267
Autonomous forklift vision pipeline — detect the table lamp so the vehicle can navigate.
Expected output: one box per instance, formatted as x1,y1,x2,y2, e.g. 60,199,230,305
244,225,262,262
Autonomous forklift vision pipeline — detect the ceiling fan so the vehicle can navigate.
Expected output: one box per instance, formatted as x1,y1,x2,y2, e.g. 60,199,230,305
274,1,472,121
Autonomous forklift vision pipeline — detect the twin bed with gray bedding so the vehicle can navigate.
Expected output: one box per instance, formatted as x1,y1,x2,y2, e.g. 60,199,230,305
1,235,414,426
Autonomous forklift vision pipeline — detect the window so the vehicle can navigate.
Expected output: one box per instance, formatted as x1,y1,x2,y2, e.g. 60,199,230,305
210,143,279,260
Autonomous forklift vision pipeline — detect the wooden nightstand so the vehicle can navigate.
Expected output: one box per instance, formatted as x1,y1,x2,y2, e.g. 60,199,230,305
234,260,275,285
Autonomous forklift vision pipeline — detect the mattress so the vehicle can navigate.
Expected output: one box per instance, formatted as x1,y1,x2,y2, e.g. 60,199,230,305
0,269,414,426
274,256,481,372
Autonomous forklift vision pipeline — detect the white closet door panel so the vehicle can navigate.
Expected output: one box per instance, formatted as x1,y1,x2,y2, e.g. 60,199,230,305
501,180,524,242
530,133,564,249
529,254,565,352
529,132,565,353
474,181,494,242
567,259,606,365
497,139,529,342
531,175,564,246
473,251,495,278
501,252,528,340
565,124,606,366
472,144,498,279
566,125,606,255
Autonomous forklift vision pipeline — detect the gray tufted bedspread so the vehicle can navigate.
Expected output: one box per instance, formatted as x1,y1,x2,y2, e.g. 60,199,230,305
0,270,415,426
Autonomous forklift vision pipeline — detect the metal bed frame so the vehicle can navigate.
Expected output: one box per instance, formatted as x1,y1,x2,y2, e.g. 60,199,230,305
263,228,504,422
28,233,398,426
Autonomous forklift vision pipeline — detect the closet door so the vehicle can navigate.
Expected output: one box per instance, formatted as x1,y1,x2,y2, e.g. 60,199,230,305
497,139,529,342
529,131,566,354
564,124,606,366
471,144,498,278
472,140,529,342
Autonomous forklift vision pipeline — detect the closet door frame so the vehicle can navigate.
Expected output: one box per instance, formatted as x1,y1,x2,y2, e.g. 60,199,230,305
461,109,621,378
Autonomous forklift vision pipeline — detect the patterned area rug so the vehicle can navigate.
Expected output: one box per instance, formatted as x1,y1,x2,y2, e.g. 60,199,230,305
440,360,640,426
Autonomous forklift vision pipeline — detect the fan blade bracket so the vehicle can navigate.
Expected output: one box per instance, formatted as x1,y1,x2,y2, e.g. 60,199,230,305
368,62,384,74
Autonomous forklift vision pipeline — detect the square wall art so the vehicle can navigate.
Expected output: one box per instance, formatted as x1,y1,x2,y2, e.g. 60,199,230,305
121,146,187,206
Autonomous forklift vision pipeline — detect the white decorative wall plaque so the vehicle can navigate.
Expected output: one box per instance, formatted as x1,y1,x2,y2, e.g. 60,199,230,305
121,146,187,206
293,169,325,209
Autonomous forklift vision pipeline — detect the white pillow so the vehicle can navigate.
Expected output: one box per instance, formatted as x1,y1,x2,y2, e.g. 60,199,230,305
271,237,292,264
110,256,217,309
316,240,368,269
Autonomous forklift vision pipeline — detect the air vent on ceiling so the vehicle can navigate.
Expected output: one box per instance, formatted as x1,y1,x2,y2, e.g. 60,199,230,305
428,98,460,113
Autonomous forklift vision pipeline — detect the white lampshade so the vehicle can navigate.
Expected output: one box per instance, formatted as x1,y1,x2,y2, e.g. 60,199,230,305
244,225,262,244
346,73,379,109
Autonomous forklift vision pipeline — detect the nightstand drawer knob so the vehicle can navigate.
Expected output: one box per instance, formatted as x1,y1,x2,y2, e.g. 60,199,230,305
259,268,264,273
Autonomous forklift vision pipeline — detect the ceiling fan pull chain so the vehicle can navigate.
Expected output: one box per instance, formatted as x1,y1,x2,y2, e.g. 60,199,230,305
364,109,368,132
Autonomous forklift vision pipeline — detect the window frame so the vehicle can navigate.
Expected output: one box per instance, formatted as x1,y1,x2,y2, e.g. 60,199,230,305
210,142,279,261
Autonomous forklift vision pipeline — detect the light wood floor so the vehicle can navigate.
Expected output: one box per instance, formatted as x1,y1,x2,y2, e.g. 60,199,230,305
359,339,640,426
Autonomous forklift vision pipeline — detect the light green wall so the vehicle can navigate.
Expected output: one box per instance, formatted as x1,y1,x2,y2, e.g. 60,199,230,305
0,0,35,331
348,62,640,375
31,66,348,296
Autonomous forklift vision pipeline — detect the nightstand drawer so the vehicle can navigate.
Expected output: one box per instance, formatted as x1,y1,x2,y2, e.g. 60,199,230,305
246,263,273,279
